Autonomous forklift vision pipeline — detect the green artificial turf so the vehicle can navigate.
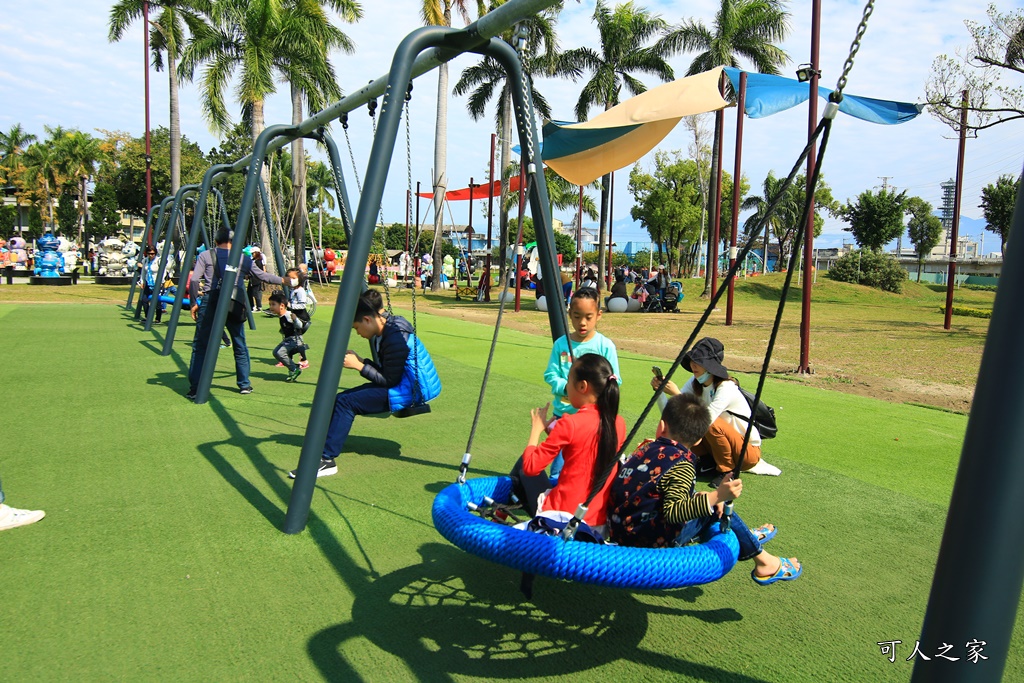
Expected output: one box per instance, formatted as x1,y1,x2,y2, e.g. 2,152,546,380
1,302,1021,682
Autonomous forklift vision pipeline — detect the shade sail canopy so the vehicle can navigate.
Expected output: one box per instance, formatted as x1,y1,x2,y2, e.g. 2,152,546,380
416,174,523,201
541,67,730,185
723,67,923,124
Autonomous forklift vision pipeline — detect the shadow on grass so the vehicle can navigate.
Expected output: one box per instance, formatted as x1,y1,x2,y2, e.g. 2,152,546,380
307,543,759,683
175,334,753,681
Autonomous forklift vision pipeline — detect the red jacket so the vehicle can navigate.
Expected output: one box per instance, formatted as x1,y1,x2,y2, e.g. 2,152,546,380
522,403,626,527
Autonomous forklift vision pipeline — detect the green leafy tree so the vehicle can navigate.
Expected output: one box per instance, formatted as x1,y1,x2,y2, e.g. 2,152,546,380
25,205,43,241
56,193,78,236
629,151,702,276
563,0,675,290
88,182,123,239
0,124,37,230
841,188,908,252
827,248,907,293
20,133,62,228
180,0,349,269
114,127,207,219
742,172,837,270
979,174,1019,255
52,130,104,242
905,196,944,281
664,0,791,291
0,205,17,239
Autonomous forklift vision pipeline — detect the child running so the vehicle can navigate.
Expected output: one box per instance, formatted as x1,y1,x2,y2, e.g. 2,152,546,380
543,287,621,478
512,353,626,534
607,393,801,585
268,290,308,382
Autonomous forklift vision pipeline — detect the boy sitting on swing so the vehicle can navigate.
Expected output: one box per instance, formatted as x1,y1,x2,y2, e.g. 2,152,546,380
607,394,802,585
289,289,440,479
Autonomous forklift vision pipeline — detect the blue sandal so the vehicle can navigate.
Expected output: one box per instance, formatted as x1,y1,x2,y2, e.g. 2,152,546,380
752,524,777,545
752,557,802,585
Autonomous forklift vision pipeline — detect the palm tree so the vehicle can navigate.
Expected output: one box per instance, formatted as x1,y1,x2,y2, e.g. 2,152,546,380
306,160,338,250
54,130,104,243
180,0,346,270
109,0,209,197
742,171,835,272
453,2,567,283
284,0,360,267
562,0,675,290
20,127,68,229
422,0,483,290
663,0,791,293
0,124,38,232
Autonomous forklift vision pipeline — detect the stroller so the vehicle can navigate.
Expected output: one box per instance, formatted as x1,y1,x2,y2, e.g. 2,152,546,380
639,282,664,313
662,281,684,313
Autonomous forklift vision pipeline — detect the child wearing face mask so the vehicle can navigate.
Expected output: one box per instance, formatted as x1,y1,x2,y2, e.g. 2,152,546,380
285,268,312,369
653,337,779,485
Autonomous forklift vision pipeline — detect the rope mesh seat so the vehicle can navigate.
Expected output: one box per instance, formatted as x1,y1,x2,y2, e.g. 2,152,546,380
432,476,739,589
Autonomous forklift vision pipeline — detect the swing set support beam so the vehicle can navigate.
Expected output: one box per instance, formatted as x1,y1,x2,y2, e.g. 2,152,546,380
132,196,174,319
145,184,200,332
284,18,565,535
126,202,162,309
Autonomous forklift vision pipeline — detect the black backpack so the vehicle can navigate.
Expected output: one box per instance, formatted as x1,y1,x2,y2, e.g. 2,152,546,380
727,383,778,439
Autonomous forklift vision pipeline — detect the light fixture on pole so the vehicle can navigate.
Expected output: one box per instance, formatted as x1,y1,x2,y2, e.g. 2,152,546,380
795,63,820,83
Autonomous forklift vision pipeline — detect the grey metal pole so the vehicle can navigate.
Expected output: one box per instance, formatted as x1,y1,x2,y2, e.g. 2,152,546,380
284,26,469,534
913,163,1024,682
257,173,288,275
480,37,568,342
126,203,160,309
193,0,560,193
135,197,174,319
163,165,234,355
193,124,298,405
314,128,357,245
146,185,198,331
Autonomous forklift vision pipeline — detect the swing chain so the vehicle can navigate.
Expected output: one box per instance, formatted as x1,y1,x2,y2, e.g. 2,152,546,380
513,24,537,173
834,0,875,98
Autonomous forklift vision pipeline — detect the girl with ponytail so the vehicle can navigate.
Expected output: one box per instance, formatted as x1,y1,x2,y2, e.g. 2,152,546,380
513,353,626,531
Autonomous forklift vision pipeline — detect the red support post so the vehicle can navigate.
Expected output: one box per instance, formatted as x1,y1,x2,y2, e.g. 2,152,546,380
711,107,724,299
515,162,526,312
485,133,495,301
799,0,822,374
726,72,747,326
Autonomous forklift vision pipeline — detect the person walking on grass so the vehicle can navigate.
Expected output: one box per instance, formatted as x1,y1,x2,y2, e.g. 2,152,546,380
186,228,283,400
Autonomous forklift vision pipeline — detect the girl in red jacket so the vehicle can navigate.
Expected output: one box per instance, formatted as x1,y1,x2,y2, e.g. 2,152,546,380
514,353,626,532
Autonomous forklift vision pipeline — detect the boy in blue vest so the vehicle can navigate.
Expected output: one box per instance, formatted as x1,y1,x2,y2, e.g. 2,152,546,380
289,289,440,479
607,394,802,585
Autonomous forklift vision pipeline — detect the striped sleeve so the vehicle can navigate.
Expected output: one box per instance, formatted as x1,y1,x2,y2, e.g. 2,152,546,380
657,462,713,524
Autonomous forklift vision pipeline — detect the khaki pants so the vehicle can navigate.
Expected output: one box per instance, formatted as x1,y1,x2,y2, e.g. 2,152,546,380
691,417,761,473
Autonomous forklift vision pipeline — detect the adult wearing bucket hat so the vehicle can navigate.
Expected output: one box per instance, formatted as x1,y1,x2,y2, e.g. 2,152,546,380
652,337,780,483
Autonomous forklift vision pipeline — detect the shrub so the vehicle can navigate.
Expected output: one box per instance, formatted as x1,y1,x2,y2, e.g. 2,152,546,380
939,306,992,319
826,249,907,293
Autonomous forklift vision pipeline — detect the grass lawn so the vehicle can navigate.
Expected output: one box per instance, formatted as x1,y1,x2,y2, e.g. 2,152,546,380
1,297,1020,681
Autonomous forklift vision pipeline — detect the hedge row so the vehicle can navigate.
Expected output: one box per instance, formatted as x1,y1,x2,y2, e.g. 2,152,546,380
939,306,992,319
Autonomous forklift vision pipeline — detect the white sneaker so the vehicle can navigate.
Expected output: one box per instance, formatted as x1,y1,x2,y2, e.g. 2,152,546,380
748,459,782,476
0,503,45,531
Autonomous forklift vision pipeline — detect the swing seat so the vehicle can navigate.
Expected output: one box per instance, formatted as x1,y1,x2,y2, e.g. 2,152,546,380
432,476,739,590
366,403,432,419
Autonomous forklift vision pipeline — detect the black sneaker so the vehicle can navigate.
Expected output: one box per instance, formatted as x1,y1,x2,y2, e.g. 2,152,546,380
185,390,196,401
288,459,337,479
239,386,254,395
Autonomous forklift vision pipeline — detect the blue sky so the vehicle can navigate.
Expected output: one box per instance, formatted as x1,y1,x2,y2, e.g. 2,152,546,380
2,0,1021,255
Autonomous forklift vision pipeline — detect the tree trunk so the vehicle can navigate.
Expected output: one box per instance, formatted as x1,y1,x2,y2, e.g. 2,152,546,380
251,99,275,273
702,112,722,297
168,49,181,196
917,257,923,282
497,91,512,287
596,172,609,292
291,83,306,268
430,63,449,292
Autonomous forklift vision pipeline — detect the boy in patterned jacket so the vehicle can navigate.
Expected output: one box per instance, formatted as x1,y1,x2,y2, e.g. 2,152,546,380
607,394,802,585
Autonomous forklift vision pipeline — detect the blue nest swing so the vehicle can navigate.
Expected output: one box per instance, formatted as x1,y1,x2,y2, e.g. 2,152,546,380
432,476,739,589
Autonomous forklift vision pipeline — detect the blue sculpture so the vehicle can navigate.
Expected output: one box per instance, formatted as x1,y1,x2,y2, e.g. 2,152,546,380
33,233,65,278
